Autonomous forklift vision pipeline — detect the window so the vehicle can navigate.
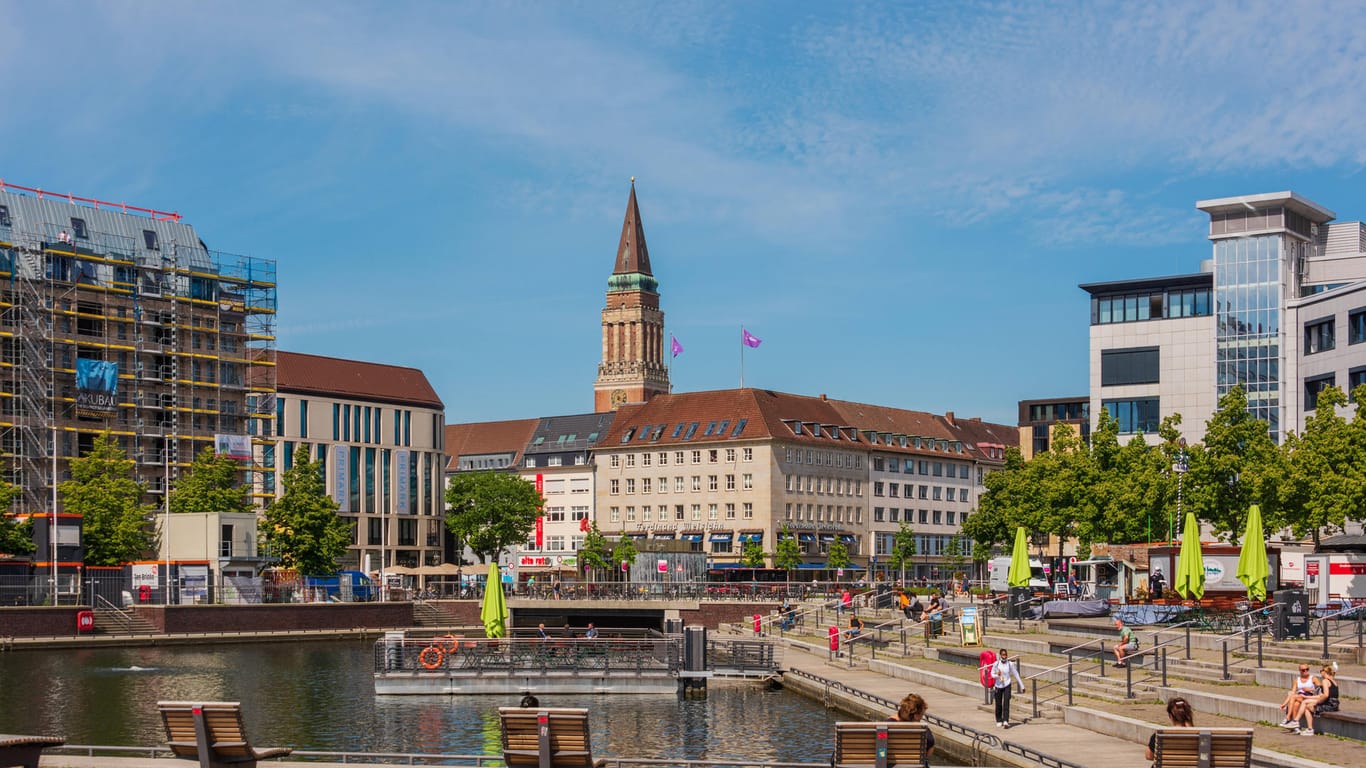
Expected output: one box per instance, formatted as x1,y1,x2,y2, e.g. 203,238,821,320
932,487,942,500
932,462,943,477
708,449,719,463
642,453,651,466
873,482,884,497
691,450,702,464
675,451,684,465
947,511,956,525
960,488,969,502
743,503,753,519
641,506,652,521
610,506,620,522
725,503,736,519
873,457,885,472
1305,375,1336,410
1305,318,1335,354
70,217,88,239
1349,310,1366,346
0,205,9,227
691,504,701,521
919,509,929,524
691,476,701,491
1352,368,1366,392
658,476,668,493
1101,347,1160,386
726,474,736,490
1102,397,1161,434
610,455,620,468
142,229,160,250
625,478,635,494
743,448,753,461
888,483,899,498
626,506,636,521
675,476,684,492
609,479,619,495
642,478,652,493
725,448,736,463
742,473,753,490
708,475,719,491
933,510,942,525
708,503,718,519
625,453,635,467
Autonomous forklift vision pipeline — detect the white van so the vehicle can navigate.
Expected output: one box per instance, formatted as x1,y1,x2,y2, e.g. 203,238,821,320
988,556,1050,592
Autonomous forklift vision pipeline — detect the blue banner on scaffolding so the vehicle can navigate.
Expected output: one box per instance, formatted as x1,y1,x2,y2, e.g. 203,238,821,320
75,358,118,416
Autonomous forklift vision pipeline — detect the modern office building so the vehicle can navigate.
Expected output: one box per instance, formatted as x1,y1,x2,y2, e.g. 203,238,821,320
0,181,276,592
1016,397,1090,459
1082,191,1366,443
260,351,446,571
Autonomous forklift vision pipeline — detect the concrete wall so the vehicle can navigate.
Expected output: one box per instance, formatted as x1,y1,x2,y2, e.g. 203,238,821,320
137,602,414,633
0,607,87,637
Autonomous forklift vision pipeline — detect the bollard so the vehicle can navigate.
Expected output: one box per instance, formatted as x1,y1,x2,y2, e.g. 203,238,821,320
1067,653,1074,706
1186,623,1192,660
1222,640,1230,681
754,614,762,636
1257,627,1263,668
1161,647,1168,688
1125,656,1134,698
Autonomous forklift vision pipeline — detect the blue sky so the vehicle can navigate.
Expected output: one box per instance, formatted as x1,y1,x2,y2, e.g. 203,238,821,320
4,2,1366,426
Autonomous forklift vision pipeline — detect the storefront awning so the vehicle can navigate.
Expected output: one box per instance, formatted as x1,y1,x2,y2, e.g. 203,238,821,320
709,533,733,542
626,533,648,540
653,534,675,540
738,532,764,543
819,534,836,542
681,533,704,542
798,533,816,542
839,534,857,543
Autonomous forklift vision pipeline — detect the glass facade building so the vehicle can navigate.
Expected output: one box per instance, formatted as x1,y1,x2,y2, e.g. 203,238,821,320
1213,234,1284,439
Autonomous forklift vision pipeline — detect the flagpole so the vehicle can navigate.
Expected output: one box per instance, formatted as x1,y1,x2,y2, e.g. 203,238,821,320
666,330,673,393
739,325,745,389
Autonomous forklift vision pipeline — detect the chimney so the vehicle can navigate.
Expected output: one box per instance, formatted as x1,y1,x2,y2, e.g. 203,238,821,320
820,393,827,401
945,411,955,425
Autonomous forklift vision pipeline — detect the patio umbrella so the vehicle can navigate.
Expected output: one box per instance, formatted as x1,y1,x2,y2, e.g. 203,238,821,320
1236,504,1269,601
1173,512,1205,600
480,562,507,638
1007,526,1032,588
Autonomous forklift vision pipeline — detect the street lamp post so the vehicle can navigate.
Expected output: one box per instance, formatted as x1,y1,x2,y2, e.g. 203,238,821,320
1171,439,1189,543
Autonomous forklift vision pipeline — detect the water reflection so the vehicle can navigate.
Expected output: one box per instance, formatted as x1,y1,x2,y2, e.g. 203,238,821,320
0,641,842,761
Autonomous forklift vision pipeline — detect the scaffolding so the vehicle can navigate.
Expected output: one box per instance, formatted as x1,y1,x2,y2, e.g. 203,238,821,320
0,183,277,520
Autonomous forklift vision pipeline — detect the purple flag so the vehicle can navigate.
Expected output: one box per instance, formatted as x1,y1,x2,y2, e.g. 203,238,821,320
671,335,683,358
742,328,762,348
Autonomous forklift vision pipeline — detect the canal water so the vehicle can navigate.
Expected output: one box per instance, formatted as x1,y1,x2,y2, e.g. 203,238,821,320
0,640,857,762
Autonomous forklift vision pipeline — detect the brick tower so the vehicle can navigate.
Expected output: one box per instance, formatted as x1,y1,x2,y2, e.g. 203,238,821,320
593,180,670,411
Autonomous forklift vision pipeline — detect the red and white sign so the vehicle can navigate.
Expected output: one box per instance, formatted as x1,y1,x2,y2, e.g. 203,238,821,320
1306,560,1321,576
519,556,551,567
535,516,544,548
657,559,669,573
1329,562,1366,575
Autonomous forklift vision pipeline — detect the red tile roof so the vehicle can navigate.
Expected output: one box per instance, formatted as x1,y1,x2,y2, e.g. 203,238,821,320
598,388,1017,461
444,419,540,471
275,351,443,409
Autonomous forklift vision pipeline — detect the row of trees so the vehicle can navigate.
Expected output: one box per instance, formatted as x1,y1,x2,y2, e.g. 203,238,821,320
962,384,1366,559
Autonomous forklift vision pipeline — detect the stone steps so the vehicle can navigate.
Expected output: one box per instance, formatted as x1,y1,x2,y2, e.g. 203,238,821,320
93,608,157,635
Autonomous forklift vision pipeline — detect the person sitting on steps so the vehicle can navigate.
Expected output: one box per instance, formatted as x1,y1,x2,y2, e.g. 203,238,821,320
1277,663,1321,731
1284,663,1336,735
1112,617,1138,667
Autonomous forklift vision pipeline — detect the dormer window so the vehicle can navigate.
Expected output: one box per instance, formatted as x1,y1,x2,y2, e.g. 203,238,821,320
143,229,160,250
0,205,11,227
70,217,88,240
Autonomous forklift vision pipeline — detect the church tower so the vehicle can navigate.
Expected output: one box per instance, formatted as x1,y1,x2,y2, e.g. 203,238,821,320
594,180,670,411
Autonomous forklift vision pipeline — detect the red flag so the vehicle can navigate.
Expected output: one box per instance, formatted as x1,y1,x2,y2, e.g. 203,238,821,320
579,517,590,532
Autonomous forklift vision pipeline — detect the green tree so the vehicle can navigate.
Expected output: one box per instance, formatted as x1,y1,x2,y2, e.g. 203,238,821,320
260,454,350,575
826,539,850,578
889,522,917,584
1186,386,1281,541
773,525,802,588
577,521,611,579
169,447,252,515
1279,386,1365,547
611,536,638,579
740,540,767,568
943,535,965,580
444,471,542,563
0,515,33,556
61,432,154,566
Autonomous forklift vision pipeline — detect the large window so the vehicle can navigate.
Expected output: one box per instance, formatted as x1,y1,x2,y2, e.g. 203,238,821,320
1091,287,1211,325
1350,367,1366,393
1101,347,1160,386
1304,318,1335,355
1305,375,1335,411
1349,309,1366,345
1102,398,1160,434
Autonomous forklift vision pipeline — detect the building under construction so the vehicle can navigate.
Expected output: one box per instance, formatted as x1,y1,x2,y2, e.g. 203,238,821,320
0,181,276,593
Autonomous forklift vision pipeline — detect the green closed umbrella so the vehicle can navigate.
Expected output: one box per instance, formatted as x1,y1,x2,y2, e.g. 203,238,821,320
1007,526,1032,588
480,562,507,638
1174,513,1205,600
1236,504,1269,601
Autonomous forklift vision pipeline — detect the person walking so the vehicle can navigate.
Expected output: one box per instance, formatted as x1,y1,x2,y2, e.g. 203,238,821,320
840,588,852,616
991,648,1019,728
1145,697,1194,761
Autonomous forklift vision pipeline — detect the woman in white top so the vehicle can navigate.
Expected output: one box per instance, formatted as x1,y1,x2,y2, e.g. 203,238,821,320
991,649,1019,728
1277,664,1320,727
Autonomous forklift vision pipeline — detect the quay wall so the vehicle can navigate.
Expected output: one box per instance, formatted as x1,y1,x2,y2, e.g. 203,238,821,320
0,606,86,636
143,603,415,633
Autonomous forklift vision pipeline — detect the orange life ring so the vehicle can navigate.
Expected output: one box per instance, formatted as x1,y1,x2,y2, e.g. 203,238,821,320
418,645,445,669
438,634,461,651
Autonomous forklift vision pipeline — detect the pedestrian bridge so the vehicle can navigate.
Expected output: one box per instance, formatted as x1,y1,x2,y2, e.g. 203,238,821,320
373,632,780,695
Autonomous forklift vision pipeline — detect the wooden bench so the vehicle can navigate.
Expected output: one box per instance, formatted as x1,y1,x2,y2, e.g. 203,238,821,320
158,701,293,768
1150,727,1252,768
498,707,604,768
832,722,930,768
0,734,64,768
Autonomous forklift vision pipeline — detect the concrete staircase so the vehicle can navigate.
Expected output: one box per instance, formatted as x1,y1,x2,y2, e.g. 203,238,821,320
93,607,158,635
413,600,462,628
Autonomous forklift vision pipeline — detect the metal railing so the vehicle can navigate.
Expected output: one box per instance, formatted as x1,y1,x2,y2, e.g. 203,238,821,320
1023,637,1104,717
374,636,682,675
1213,621,1267,681
786,667,1085,768
1310,603,1365,661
